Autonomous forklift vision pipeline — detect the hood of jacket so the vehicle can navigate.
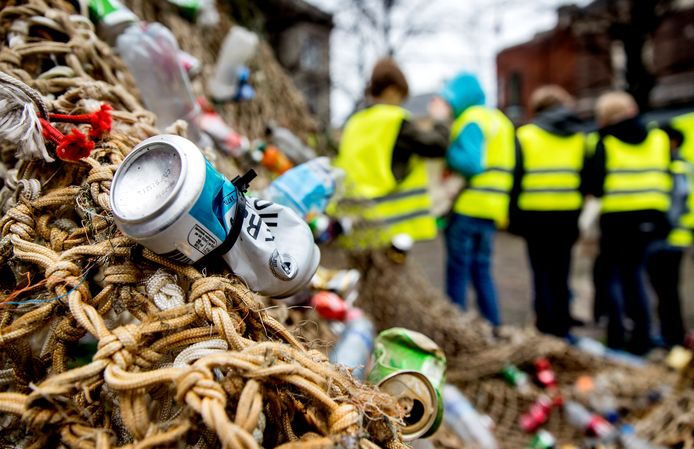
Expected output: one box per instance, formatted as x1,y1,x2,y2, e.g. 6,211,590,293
533,106,584,136
599,116,649,145
439,72,486,118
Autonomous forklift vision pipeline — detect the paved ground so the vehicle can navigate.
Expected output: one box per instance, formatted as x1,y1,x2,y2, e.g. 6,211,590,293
409,232,694,336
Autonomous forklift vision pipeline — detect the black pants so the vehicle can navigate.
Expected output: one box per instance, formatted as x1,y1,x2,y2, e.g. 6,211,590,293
599,230,655,354
525,230,577,338
646,246,686,347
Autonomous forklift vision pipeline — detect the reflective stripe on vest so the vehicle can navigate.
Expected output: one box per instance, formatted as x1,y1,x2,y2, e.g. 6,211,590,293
666,158,694,247
517,124,585,211
451,106,515,226
334,104,436,247
601,129,671,214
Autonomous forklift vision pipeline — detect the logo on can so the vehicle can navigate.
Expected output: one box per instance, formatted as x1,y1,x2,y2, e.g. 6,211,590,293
367,328,447,441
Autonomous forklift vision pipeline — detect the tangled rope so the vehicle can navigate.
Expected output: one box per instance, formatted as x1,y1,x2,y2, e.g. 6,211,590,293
0,1,409,448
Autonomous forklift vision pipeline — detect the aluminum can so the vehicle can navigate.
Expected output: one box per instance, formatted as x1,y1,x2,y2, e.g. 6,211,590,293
88,0,138,45
329,312,374,381
110,134,235,264
367,328,447,441
529,430,556,449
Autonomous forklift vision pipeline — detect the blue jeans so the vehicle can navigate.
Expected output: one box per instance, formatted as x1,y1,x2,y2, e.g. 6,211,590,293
445,213,501,325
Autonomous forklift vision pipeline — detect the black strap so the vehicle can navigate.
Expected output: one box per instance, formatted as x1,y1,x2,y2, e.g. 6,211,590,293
200,169,256,263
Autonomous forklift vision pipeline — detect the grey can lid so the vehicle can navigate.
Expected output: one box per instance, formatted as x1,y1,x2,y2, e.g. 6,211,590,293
111,141,184,223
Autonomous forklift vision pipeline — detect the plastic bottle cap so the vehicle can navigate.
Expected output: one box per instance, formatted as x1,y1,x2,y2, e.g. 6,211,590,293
391,233,414,252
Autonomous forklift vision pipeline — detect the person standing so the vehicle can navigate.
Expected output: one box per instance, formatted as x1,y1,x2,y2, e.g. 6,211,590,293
646,125,692,348
589,91,671,354
334,58,451,249
512,86,587,338
440,72,515,326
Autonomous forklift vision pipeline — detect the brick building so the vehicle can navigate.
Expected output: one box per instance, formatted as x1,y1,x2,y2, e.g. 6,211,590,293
497,0,694,124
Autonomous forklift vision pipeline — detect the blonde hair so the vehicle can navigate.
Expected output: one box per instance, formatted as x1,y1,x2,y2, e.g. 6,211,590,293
595,91,638,127
529,85,574,114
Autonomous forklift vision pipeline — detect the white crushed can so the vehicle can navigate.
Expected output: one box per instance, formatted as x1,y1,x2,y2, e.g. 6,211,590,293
110,134,320,297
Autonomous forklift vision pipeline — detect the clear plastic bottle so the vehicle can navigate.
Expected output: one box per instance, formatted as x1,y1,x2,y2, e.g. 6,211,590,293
442,384,499,449
329,311,374,380
266,124,317,164
619,424,667,449
116,22,202,144
263,157,344,218
564,400,616,440
208,26,259,102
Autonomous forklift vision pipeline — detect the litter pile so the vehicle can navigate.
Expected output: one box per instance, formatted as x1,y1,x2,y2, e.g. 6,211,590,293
0,1,409,448
353,250,682,448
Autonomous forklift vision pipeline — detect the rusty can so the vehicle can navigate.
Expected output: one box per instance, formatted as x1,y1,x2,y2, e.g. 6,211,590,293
110,134,242,264
367,328,447,441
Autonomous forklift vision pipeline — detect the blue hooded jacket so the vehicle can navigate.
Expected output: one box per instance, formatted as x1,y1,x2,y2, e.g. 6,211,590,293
439,73,487,178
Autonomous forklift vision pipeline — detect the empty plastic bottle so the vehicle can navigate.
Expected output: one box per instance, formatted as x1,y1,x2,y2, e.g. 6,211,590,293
208,26,259,102
264,157,343,218
116,22,202,144
619,425,667,449
266,124,317,164
329,310,374,380
563,400,616,440
442,384,499,449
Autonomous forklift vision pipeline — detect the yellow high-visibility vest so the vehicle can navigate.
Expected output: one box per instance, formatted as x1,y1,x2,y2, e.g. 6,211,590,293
517,124,585,212
451,106,515,227
672,112,694,163
601,129,671,214
667,159,694,248
334,104,436,248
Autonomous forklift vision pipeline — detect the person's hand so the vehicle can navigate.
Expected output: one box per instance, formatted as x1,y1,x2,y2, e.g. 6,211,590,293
428,96,452,122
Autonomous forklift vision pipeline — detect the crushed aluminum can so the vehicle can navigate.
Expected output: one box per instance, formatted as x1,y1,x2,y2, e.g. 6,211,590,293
367,328,447,441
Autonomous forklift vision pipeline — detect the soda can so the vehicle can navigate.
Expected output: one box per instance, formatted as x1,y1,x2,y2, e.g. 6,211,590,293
529,430,556,449
88,0,139,45
110,134,239,264
367,328,447,441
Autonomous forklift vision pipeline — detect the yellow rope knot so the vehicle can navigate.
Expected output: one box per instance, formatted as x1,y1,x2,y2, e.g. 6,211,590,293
94,324,139,369
329,403,361,435
103,263,139,286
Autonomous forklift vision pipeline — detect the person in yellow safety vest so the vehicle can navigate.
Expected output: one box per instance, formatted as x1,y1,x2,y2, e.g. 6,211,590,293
334,58,452,249
510,86,588,339
439,72,515,326
645,125,693,348
671,112,694,161
588,91,672,355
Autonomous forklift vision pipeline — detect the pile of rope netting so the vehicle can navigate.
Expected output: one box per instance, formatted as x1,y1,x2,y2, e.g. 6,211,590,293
352,250,679,448
0,1,410,448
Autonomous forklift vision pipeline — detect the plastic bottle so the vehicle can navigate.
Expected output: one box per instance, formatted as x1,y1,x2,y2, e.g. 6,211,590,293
528,430,556,449
618,424,667,449
329,310,374,380
588,376,619,423
208,26,259,102
266,124,317,164
442,384,499,449
563,400,616,440
264,157,343,218
196,98,249,158
116,23,202,144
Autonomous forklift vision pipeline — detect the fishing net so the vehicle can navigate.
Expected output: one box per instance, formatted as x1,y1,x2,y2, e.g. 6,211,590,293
353,249,678,448
0,1,409,448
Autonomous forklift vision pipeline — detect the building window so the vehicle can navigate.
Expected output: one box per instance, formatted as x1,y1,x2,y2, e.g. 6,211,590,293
301,34,323,71
509,72,523,106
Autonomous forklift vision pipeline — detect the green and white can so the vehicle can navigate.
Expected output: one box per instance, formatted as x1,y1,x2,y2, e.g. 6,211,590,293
88,0,138,45
367,328,447,441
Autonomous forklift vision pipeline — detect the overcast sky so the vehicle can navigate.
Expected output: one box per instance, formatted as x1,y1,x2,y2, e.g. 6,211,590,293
304,0,591,126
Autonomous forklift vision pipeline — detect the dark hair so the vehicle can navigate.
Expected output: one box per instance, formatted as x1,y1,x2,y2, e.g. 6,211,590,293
367,58,409,99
